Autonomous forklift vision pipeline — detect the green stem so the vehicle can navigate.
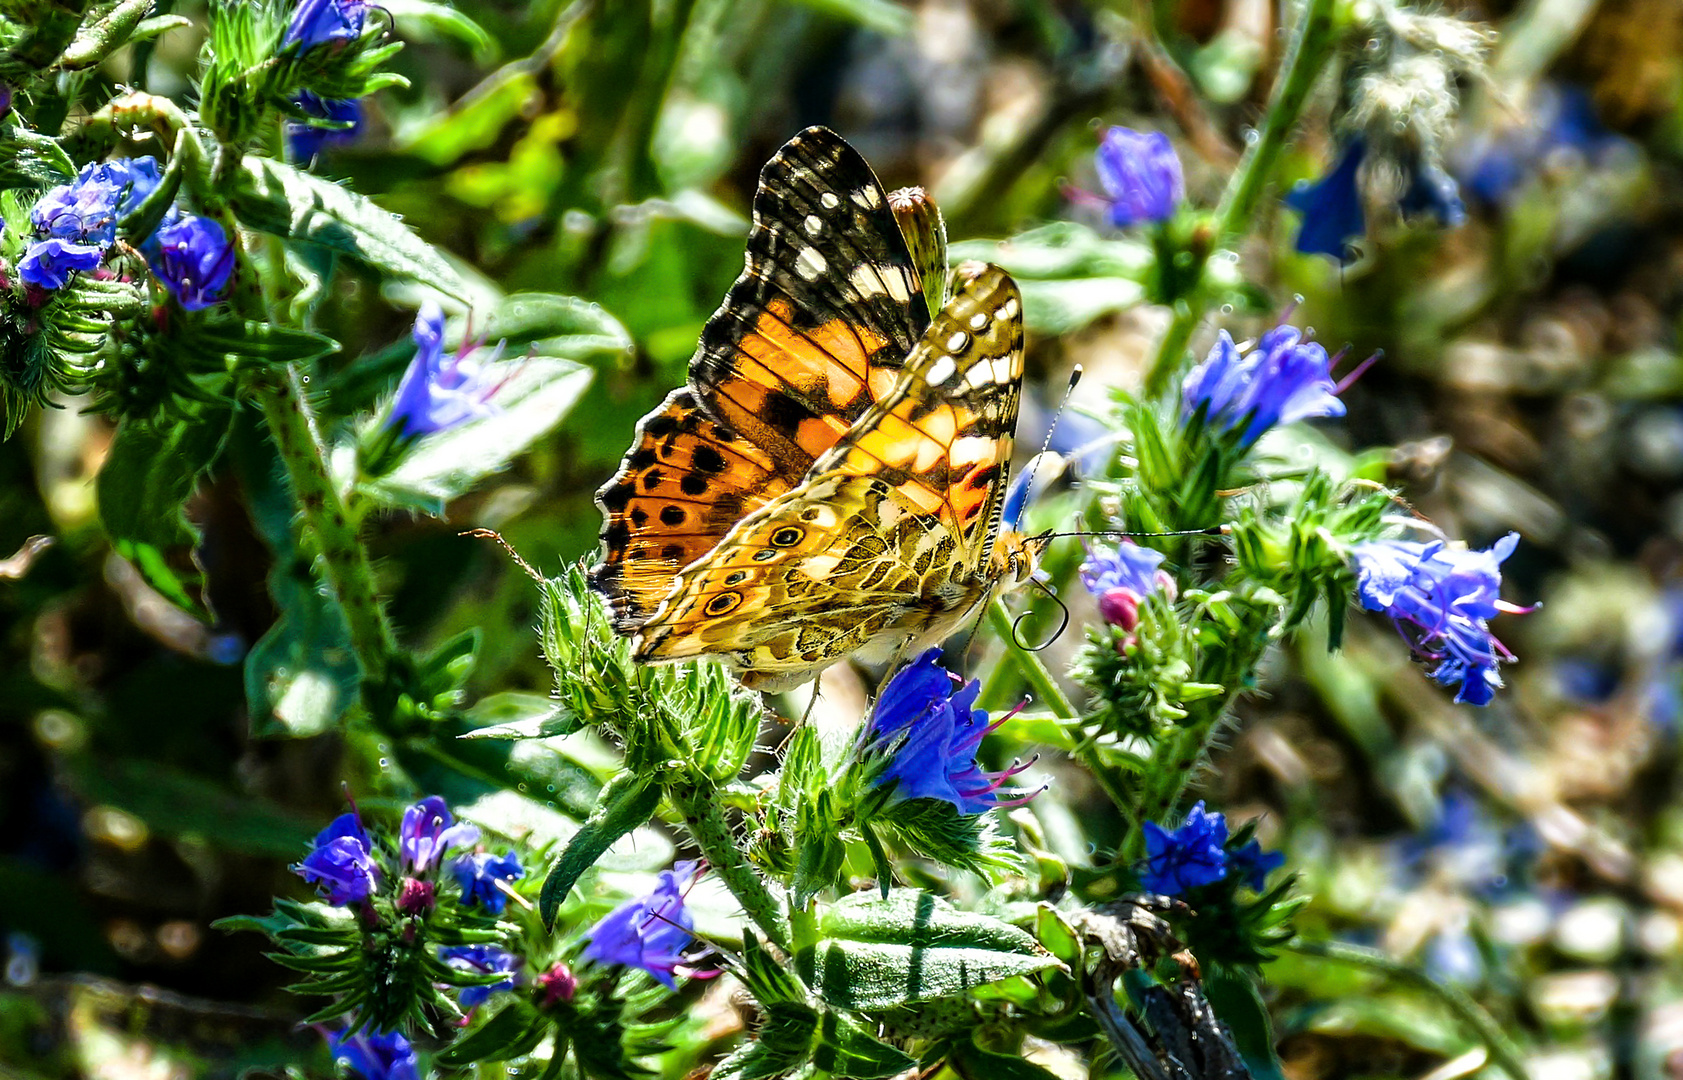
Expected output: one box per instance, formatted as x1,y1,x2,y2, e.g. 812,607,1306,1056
254,364,396,691
1284,939,1531,1080
668,780,789,950
1140,0,1340,398
986,601,1076,718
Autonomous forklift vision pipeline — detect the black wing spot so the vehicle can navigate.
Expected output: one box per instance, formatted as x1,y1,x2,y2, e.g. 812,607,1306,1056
603,521,631,548
753,548,778,562
644,413,678,438
660,543,687,562
680,473,709,497
771,526,804,547
642,468,666,491
692,444,727,474
630,508,649,527
725,571,747,586
629,447,657,469
660,506,686,526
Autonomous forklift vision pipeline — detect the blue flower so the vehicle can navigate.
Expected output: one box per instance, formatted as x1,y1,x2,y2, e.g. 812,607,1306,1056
1286,138,1367,261
18,239,103,290
32,157,165,248
1228,838,1285,891
146,215,234,310
1352,532,1522,705
1455,84,1622,206
293,812,380,905
865,649,1030,815
288,93,363,163
451,850,524,915
1141,801,1229,895
1080,541,1169,629
387,301,506,438
580,861,700,989
326,1027,420,1080
399,796,479,874
283,0,370,51
1181,324,1346,446
439,944,520,1008
1094,127,1184,228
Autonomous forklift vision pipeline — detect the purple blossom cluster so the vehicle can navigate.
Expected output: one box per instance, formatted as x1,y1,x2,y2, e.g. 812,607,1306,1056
1141,801,1284,896
864,649,1033,815
17,156,233,307
1181,324,1346,446
290,796,524,916
1094,127,1184,228
1080,541,1173,633
326,1027,420,1080
1352,532,1524,706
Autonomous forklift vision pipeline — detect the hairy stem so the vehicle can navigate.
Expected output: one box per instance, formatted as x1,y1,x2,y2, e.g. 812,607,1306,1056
1284,939,1531,1080
255,365,396,690
1140,0,1340,398
668,780,789,950
987,601,1077,718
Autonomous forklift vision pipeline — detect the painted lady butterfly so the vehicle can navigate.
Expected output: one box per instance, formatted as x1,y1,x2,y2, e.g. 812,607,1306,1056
590,127,1046,692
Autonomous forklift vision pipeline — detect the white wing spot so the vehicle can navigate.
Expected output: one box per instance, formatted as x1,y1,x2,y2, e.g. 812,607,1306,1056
968,312,989,330
820,192,841,209
1000,297,1020,319
946,330,969,352
852,187,882,209
804,214,824,236
926,356,958,386
795,247,828,281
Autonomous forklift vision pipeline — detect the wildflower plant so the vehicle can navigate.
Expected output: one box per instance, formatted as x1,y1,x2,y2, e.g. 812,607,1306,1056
0,0,1541,1076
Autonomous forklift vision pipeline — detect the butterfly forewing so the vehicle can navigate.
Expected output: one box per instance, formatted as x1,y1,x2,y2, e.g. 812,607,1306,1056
690,127,930,473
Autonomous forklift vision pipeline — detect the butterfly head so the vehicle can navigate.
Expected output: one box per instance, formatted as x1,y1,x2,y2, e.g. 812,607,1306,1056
991,528,1054,592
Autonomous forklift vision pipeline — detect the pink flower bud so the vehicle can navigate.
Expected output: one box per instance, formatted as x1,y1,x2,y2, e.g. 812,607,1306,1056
1098,587,1141,630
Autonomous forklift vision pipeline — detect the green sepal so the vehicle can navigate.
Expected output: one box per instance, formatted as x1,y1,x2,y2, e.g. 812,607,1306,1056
435,1002,549,1067
946,1033,1065,1080
539,770,663,927
812,1013,917,1079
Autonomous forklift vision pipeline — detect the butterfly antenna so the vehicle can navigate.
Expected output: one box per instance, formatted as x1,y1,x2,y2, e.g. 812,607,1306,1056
1013,575,1071,652
1008,366,1085,530
1044,525,1226,541
459,528,543,583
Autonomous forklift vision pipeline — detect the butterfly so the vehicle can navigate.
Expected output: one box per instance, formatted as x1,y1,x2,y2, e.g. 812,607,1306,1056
589,127,1047,692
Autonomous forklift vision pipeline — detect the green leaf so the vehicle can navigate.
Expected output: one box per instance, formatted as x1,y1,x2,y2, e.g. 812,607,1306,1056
795,891,1063,1010
539,770,663,926
362,357,593,514
230,155,470,301
459,692,572,740
740,932,811,1008
381,0,495,58
98,412,231,549
949,223,1153,335
435,1002,548,1066
0,120,76,187
947,1034,1065,1080
1205,966,1288,1080
812,1013,916,1079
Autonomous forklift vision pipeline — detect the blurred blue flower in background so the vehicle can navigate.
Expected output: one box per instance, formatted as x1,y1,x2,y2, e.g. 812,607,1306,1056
399,796,479,873
866,648,1032,814
387,302,507,438
1398,160,1467,229
1182,325,1346,446
283,0,369,52
1229,837,1286,891
451,850,524,914
293,812,379,905
1141,801,1230,895
1454,84,1624,206
580,861,700,989
146,215,234,310
439,944,520,1007
327,1027,420,1080
1353,533,1522,705
1286,138,1367,260
1094,127,1184,228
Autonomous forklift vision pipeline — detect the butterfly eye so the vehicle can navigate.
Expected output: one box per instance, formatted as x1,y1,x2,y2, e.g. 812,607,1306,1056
771,527,804,547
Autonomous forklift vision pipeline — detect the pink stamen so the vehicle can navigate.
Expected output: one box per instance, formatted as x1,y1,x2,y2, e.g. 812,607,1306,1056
1334,350,1383,394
